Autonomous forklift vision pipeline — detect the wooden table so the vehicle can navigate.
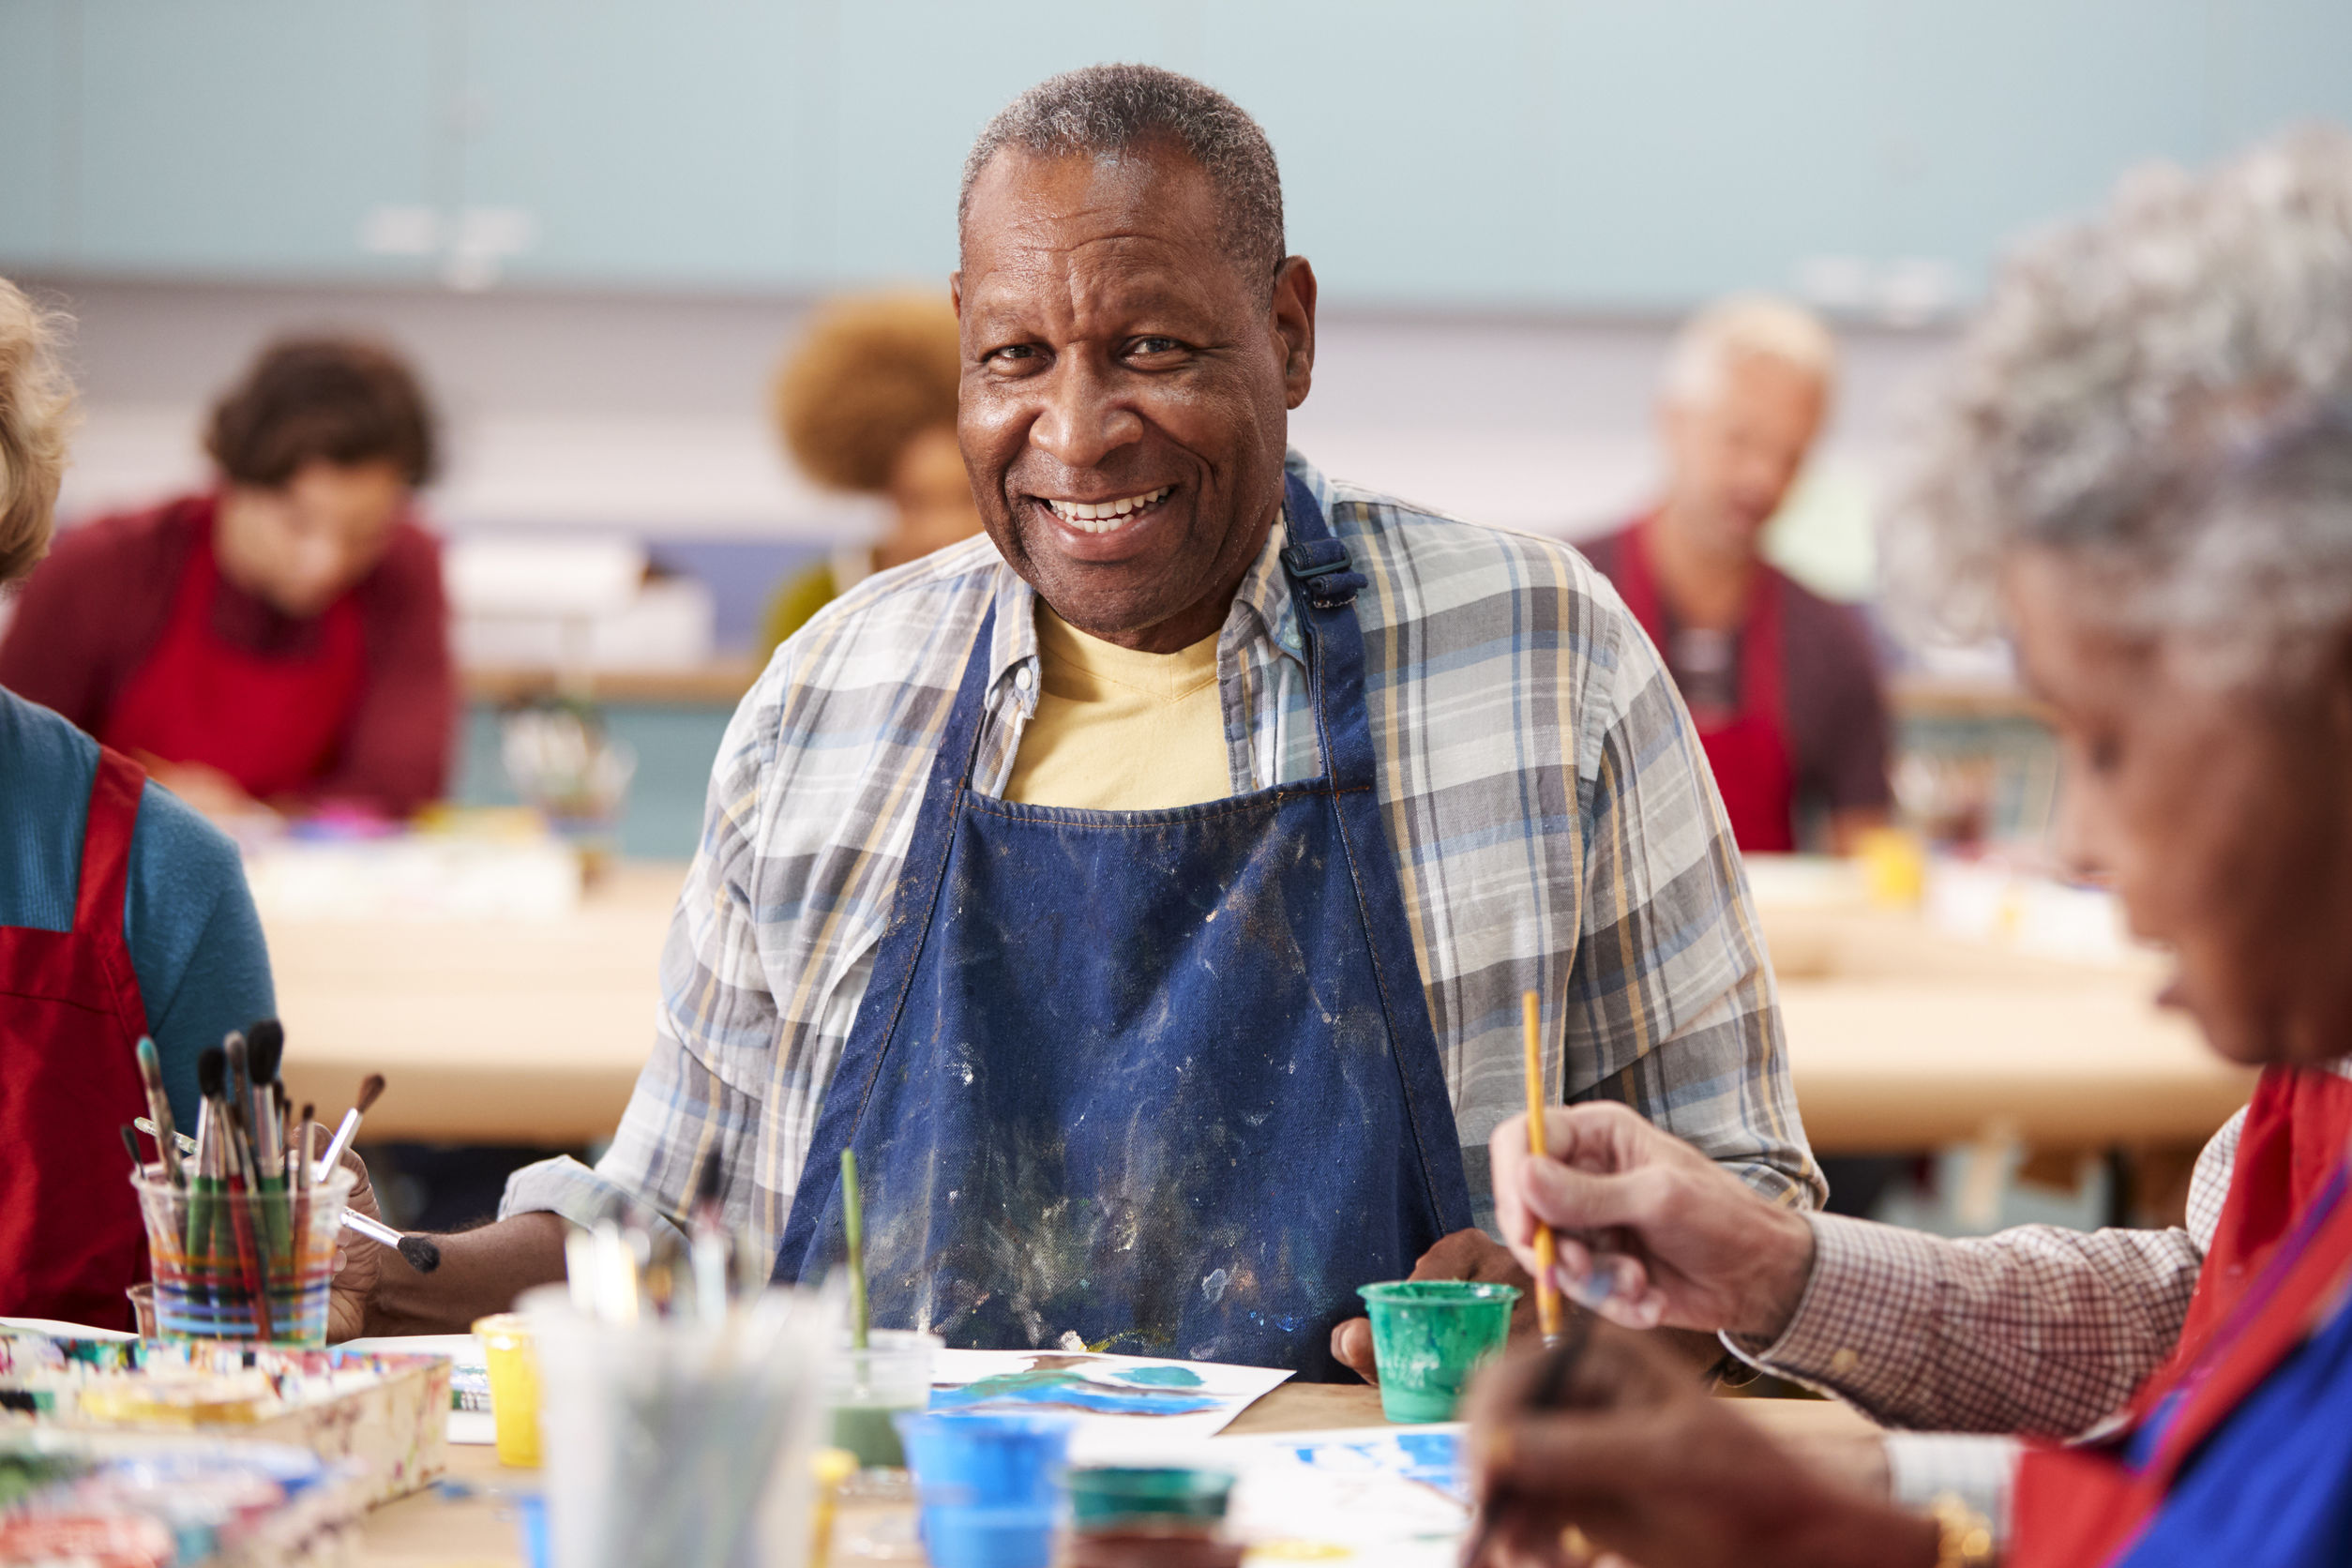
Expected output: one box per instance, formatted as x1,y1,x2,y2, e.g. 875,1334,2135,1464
266,860,2254,1154
355,1384,1877,1566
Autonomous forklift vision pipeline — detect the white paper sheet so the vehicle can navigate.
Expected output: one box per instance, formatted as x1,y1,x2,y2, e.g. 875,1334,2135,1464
1218,1425,1470,1565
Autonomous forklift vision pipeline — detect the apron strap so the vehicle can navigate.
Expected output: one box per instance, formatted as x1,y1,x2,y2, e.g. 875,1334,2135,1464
74,747,147,936
1278,473,1476,1236
826,605,1001,1132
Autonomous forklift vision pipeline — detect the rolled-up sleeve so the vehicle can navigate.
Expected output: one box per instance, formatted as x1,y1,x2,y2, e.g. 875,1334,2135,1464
502,686,780,1245
1566,601,1823,1209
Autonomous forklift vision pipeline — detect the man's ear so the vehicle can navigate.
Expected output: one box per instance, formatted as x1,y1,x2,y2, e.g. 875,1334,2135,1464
1273,255,1318,411
950,272,964,318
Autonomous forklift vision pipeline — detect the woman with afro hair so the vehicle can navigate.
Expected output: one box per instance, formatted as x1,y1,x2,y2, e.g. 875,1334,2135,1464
760,291,982,655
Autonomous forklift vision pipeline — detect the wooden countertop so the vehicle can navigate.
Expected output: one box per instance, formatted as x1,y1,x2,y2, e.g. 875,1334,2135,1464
268,860,2254,1154
355,1382,1877,1566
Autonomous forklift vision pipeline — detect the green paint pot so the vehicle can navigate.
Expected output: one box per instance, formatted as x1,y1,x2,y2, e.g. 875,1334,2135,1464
1068,1467,1236,1531
1357,1279,1521,1423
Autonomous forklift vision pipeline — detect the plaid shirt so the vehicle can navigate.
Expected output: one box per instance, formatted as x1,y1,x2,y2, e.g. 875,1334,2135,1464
1740,1078,2320,1541
504,451,1822,1253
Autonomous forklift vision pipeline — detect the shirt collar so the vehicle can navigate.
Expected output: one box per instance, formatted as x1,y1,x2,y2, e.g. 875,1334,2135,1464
983,445,1334,701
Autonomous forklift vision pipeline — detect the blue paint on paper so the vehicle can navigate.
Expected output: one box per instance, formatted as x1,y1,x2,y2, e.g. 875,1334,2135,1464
1113,1365,1206,1388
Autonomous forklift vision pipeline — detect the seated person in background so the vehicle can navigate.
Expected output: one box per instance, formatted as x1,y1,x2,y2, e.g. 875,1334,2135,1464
1584,296,1891,854
759,292,986,655
0,279,275,1331
0,337,453,821
1468,128,2352,1568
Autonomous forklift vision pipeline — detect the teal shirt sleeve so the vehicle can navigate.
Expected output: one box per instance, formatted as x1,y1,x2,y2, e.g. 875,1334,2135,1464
123,782,276,1130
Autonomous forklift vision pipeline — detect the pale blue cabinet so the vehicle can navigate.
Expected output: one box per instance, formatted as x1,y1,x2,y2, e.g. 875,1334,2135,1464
458,0,826,289
5,0,2348,308
68,0,442,278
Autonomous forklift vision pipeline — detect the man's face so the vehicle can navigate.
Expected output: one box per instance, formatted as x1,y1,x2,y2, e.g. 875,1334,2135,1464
217,458,408,618
954,144,1315,653
1658,353,1827,556
2007,547,2352,1067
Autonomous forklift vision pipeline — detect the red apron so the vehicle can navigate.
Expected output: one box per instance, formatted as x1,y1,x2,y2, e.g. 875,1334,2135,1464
0,746,154,1330
2009,1067,2352,1566
100,495,368,802
1608,520,1796,852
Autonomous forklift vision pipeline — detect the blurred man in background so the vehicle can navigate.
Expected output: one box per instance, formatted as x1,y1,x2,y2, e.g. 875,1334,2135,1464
759,291,986,656
0,337,453,821
1585,296,1891,853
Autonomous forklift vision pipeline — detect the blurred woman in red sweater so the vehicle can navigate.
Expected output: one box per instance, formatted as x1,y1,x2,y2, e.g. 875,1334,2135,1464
0,337,453,820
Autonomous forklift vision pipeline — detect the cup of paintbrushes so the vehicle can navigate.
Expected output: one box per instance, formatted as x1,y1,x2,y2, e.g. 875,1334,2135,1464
131,1165,352,1345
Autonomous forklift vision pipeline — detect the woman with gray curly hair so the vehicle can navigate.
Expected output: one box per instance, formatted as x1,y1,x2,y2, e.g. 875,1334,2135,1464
0,279,276,1332
1459,127,2352,1568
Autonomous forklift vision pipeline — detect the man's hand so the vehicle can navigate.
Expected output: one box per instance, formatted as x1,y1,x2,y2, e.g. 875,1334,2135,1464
1461,1324,1937,1568
1330,1229,1534,1382
324,1138,383,1343
1489,1103,1815,1341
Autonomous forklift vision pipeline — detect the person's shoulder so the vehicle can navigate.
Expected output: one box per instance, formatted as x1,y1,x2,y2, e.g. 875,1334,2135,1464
0,686,98,801
36,494,197,577
761,535,1003,681
1323,475,1630,625
356,515,446,599
129,775,246,891
1771,565,1880,667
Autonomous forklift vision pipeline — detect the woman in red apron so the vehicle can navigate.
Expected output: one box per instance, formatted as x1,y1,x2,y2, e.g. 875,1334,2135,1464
1455,138,2352,1568
0,337,454,820
0,279,278,1330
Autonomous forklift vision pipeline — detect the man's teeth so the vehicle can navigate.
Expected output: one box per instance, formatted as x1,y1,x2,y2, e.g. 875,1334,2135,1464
1046,486,1172,533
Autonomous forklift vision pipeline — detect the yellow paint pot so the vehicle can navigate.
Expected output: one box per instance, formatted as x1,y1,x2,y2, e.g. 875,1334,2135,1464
473,1312,543,1468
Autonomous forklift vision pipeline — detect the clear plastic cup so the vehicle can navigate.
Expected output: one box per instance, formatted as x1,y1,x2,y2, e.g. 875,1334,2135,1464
130,1166,353,1346
521,1282,831,1568
826,1329,942,1469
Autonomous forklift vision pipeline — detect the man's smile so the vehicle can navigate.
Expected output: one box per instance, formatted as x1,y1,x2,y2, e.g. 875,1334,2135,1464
1036,484,1176,535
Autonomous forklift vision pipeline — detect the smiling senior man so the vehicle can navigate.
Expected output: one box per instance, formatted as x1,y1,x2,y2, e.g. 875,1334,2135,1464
338,64,1819,1380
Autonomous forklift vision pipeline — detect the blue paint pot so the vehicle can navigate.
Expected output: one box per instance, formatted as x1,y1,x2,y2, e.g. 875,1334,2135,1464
893,1410,1074,1568
510,1490,550,1568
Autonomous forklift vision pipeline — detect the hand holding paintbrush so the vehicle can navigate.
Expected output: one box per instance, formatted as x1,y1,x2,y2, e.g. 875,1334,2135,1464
1488,1098,1817,1338
1458,1315,1941,1568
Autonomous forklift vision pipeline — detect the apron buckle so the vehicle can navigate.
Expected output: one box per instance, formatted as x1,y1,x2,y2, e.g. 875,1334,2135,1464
1280,540,1364,608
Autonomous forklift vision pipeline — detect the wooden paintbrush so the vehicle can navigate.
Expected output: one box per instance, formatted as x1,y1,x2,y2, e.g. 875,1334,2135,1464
841,1148,869,1350
1521,990,1562,1346
132,1037,183,1188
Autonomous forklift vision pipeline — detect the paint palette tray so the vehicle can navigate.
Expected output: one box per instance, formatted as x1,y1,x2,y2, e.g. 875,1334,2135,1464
0,1331,449,1507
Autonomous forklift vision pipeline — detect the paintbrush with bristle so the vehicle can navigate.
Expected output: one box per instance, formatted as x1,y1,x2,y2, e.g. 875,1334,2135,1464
313,1074,385,1183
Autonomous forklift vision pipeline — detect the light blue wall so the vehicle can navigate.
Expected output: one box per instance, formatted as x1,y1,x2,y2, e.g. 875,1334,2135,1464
8,0,2349,309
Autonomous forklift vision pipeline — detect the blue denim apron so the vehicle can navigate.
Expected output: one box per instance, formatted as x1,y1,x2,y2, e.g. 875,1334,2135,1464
772,475,1473,1377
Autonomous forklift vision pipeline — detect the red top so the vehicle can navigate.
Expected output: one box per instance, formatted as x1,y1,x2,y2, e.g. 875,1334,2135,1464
0,746,152,1329
2009,1065,2352,1565
0,492,453,817
1583,521,1892,843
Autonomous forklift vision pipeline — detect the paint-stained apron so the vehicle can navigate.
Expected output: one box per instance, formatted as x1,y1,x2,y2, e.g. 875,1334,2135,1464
773,474,1474,1378
0,747,153,1330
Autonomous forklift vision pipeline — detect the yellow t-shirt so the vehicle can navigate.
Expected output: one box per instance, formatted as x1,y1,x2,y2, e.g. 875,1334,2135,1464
1002,607,1230,809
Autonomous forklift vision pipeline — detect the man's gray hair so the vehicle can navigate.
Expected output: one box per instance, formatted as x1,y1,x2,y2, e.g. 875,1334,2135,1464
1662,294,1837,407
958,64,1286,291
1884,124,2352,686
